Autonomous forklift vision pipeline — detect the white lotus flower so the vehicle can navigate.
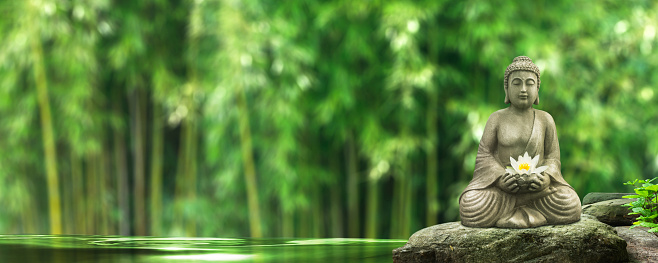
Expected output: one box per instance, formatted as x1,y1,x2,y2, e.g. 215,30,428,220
505,152,548,175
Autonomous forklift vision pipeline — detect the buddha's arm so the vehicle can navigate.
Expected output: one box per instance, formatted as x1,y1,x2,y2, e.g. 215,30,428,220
473,112,515,192
541,112,561,184
543,113,560,164
479,113,499,157
526,112,562,192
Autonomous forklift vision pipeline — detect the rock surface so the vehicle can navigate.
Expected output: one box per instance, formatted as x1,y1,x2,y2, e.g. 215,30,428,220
582,192,634,205
616,226,658,263
582,199,638,226
392,215,628,263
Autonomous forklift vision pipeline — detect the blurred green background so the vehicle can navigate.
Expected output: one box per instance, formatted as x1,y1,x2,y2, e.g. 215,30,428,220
0,0,657,239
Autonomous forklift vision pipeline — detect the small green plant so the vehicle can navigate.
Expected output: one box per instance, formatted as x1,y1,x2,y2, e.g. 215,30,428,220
623,177,658,233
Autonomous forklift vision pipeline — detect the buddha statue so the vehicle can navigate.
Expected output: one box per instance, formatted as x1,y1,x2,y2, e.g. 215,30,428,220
459,56,581,228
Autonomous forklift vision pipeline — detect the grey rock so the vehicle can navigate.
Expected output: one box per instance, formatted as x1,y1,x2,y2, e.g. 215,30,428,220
615,226,658,263
582,199,639,226
392,214,627,263
582,192,635,205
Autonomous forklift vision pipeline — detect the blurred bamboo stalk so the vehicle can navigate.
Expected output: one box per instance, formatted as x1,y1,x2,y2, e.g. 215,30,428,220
330,157,344,237
29,0,62,235
237,84,263,238
70,152,83,234
426,91,439,226
113,90,131,236
85,154,97,233
130,88,147,236
426,23,440,226
150,101,164,236
366,172,379,239
178,95,198,236
346,132,360,237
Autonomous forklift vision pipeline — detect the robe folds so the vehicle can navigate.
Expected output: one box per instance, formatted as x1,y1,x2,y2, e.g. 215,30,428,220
459,110,581,228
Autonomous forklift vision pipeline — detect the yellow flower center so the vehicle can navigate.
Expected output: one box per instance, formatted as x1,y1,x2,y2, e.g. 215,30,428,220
519,163,530,171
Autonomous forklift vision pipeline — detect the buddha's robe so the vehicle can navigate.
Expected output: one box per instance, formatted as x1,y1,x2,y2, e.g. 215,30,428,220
459,110,581,228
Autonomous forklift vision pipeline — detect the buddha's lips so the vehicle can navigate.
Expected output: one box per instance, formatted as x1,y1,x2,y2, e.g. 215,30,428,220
519,95,528,99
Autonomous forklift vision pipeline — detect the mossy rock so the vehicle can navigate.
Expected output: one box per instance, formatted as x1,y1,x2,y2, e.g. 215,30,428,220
392,215,628,263
582,192,634,205
582,199,638,226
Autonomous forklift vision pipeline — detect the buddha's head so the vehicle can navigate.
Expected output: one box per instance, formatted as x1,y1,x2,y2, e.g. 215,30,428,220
504,56,541,106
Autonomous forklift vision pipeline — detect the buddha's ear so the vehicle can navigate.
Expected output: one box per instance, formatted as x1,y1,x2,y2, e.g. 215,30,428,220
504,87,510,104
534,96,539,105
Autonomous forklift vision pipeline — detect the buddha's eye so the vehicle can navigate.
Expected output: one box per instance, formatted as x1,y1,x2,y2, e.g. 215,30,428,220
512,79,522,85
526,79,535,85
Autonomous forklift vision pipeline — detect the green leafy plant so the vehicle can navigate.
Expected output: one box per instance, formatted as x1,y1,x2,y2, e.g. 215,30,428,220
623,177,658,233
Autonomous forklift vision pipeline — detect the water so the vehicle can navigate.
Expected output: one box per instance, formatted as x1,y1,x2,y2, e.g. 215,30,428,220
0,235,406,262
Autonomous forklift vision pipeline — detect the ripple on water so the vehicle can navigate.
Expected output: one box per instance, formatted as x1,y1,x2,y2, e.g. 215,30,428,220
0,235,407,263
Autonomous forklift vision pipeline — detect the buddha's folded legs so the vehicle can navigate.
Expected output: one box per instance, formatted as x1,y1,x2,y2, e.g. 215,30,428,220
495,205,547,228
532,185,581,224
459,187,514,227
460,185,581,228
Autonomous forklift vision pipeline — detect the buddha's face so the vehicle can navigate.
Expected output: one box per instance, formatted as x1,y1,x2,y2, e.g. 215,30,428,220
506,70,538,109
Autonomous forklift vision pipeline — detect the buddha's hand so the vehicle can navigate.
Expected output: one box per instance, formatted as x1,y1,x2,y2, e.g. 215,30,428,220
528,172,549,192
497,173,519,194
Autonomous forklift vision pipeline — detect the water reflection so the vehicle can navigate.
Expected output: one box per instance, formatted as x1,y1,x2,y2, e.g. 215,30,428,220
0,235,406,263
160,253,254,261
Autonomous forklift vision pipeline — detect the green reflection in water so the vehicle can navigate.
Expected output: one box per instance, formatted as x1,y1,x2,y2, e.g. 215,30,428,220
0,235,407,263
160,253,254,261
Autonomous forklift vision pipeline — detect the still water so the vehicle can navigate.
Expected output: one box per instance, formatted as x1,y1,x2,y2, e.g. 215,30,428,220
0,235,406,262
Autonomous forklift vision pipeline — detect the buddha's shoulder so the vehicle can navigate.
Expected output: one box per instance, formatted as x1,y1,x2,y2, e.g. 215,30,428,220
486,109,508,123
534,109,556,125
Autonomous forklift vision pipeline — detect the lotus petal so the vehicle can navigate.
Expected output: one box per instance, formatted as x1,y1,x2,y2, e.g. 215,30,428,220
533,166,548,174
508,152,547,176
510,157,519,174
519,168,529,175
518,156,528,166
530,154,540,169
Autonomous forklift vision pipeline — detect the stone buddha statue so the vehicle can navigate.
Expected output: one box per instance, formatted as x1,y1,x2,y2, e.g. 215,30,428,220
459,56,581,228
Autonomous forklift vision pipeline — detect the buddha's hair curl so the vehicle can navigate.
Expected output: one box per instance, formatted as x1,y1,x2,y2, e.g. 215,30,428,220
504,56,541,104
504,56,540,90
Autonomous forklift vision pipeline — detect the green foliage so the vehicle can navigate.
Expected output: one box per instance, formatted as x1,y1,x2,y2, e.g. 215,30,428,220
0,0,658,238
623,178,658,233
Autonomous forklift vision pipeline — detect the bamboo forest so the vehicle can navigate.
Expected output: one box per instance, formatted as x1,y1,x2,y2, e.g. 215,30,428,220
1,0,658,240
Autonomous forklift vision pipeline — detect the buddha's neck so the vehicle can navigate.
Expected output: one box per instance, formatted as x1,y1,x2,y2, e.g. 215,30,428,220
509,105,534,115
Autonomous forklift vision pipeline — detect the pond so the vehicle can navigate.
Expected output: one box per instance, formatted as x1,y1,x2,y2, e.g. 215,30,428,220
0,235,407,262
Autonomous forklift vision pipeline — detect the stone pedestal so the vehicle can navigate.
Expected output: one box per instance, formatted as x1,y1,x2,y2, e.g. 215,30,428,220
392,215,628,263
